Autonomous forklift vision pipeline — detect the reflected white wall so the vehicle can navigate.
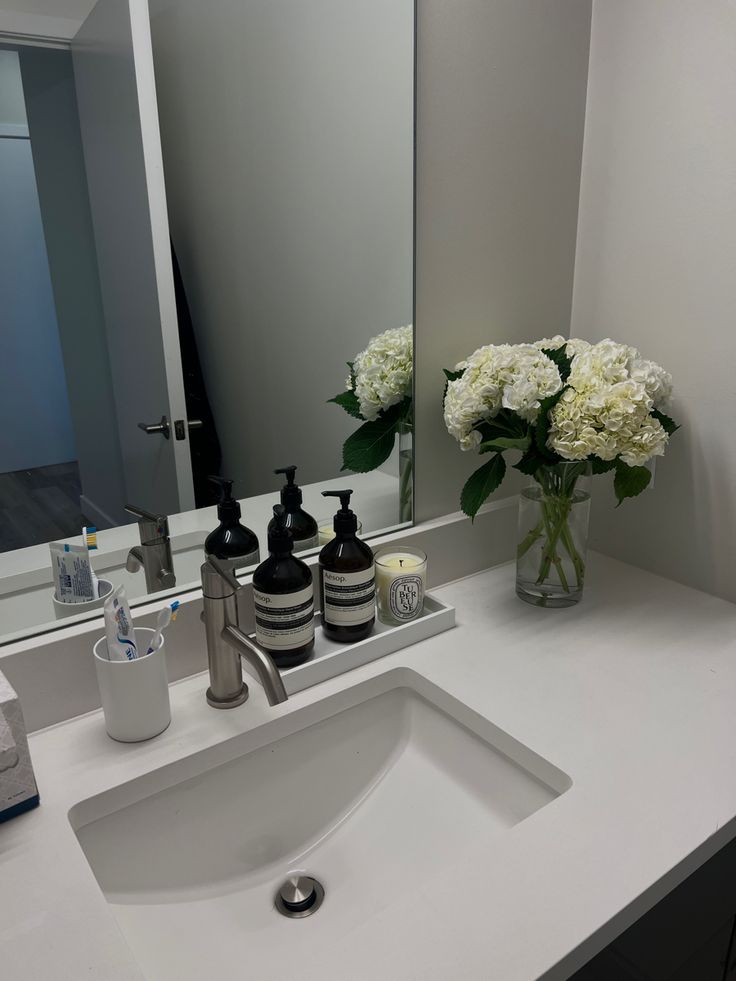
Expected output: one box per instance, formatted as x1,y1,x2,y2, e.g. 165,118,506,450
149,0,414,497
0,50,76,474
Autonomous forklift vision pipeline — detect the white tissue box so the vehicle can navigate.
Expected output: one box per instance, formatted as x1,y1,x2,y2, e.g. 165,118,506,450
0,671,39,822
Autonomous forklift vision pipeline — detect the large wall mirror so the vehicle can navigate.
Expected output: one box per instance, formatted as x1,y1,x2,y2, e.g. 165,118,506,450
0,0,415,645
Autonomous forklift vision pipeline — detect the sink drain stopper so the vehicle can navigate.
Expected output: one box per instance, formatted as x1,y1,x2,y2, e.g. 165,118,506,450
275,875,325,919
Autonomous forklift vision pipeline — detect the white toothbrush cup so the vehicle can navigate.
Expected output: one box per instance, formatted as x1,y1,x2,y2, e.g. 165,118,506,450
93,628,171,742
53,578,114,619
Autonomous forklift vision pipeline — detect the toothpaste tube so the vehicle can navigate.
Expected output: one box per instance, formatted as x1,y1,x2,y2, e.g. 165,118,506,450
49,542,96,604
103,585,138,661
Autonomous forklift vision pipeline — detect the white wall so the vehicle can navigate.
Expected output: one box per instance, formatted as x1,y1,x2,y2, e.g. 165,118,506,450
571,0,736,602
0,50,76,474
148,0,414,498
414,0,592,522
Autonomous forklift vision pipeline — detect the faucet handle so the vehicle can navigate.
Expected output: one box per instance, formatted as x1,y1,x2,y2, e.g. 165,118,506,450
204,555,242,595
125,504,170,542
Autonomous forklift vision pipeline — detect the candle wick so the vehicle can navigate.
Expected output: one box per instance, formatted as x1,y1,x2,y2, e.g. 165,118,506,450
399,559,404,567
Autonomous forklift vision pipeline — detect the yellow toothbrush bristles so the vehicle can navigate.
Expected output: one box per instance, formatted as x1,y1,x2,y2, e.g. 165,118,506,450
84,526,98,550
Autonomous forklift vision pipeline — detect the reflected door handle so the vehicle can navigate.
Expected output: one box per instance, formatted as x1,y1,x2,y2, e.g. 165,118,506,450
138,415,170,439
174,418,203,440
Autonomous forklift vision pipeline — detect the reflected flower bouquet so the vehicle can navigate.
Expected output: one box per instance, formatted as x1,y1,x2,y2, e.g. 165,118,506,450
330,325,413,473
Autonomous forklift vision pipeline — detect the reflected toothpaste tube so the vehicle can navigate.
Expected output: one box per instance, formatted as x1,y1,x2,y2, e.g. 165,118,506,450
49,541,96,604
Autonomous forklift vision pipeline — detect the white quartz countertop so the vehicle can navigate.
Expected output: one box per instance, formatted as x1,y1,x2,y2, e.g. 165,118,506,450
3,553,736,980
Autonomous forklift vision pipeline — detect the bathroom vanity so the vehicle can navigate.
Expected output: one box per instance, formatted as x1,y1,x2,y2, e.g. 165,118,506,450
3,552,736,980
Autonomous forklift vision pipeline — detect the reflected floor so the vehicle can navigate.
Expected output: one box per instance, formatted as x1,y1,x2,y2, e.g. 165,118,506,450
0,461,85,551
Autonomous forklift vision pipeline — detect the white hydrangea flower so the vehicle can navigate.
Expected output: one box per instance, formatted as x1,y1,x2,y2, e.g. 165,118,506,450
629,357,673,412
547,339,671,465
347,325,413,421
533,335,592,357
443,344,563,450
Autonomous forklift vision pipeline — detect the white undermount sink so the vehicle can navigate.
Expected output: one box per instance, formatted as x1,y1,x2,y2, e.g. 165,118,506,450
69,668,571,981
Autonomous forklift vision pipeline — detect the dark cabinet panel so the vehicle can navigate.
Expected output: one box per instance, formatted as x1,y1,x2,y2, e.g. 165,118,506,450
572,836,736,980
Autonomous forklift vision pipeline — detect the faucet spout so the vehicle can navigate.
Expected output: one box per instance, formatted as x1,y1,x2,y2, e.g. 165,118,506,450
200,556,289,710
222,625,287,705
124,504,176,592
126,545,144,573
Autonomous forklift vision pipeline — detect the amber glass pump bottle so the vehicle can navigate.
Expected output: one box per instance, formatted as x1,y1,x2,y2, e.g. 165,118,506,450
318,489,375,643
252,505,314,667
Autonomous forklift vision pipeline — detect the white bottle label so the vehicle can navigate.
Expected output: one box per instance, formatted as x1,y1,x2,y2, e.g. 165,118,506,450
389,575,423,621
322,565,376,627
253,584,314,651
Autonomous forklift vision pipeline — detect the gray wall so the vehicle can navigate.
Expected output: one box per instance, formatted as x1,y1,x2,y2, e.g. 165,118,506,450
148,0,414,497
571,0,736,602
0,49,76,474
0,47,27,127
19,45,128,527
414,0,593,522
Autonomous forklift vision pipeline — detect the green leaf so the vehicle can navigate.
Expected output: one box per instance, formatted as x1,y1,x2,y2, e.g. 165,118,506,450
534,387,568,455
613,461,651,505
460,454,507,520
479,435,531,454
590,458,616,475
341,417,398,473
380,396,412,426
328,390,363,420
474,411,529,445
652,408,680,436
541,346,573,383
513,445,550,476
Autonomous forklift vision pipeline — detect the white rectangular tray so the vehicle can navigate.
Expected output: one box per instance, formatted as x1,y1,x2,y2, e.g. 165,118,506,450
245,593,455,696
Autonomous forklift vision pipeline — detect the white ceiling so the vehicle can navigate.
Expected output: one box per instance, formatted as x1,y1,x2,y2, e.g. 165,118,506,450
1,0,94,16
0,0,97,39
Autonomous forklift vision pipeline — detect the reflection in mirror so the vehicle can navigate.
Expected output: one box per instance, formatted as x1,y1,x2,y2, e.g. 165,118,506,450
0,0,414,644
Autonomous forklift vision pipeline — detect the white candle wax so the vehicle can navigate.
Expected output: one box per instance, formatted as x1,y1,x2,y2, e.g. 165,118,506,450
375,548,427,624
318,525,335,546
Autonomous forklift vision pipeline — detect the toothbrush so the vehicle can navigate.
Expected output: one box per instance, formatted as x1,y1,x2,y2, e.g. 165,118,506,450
147,601,180,655
83,527,100,597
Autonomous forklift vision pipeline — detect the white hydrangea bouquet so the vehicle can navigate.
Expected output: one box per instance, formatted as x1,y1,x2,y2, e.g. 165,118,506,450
330,325,413,520
443,336,678,606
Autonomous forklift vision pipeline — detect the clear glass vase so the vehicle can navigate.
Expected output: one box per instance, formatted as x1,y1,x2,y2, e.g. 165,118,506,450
398,419,413,524
516,462,591,608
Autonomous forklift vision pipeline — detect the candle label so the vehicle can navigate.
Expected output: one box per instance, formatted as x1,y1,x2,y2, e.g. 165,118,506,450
322,566,376,626
253,585,314,650
389,575,423,621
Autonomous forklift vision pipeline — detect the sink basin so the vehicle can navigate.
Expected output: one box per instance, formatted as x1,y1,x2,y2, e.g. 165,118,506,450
69,668,570,980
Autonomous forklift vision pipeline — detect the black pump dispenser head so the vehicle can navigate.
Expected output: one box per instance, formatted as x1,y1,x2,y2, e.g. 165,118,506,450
274,466,303,509
268,504,294,554
322,489,357,535
209,475,241,521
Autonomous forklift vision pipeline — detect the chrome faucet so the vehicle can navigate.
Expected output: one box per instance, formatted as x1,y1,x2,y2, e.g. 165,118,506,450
125,504,176,593
200,556,287,709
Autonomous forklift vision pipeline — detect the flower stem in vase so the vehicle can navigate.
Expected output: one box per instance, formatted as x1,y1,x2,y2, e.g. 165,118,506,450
516,462,591,608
